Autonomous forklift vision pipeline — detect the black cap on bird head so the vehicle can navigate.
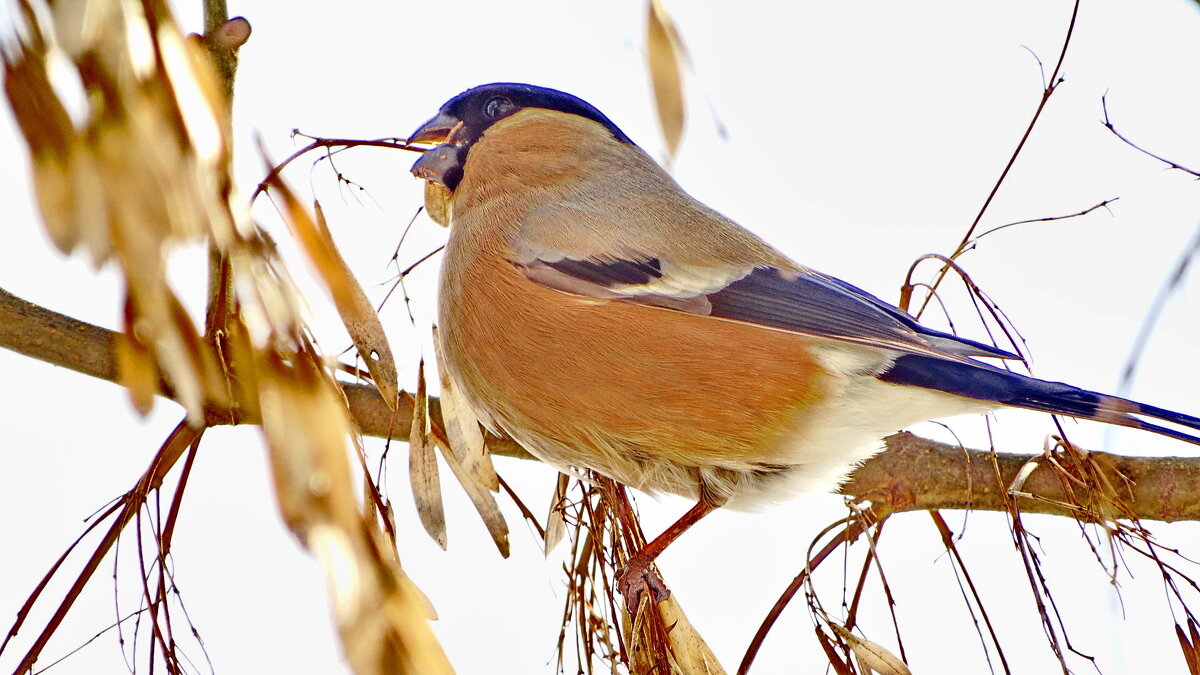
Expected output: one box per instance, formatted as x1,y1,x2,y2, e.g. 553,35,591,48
408,83,632,190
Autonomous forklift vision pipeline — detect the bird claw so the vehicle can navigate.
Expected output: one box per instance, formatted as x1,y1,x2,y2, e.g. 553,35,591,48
617,559,670,611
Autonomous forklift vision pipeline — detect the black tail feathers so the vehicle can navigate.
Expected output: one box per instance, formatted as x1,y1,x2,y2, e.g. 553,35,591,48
878,354,1200,445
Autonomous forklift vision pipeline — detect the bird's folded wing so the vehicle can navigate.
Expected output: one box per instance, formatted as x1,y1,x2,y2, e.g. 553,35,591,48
510,206,1016,363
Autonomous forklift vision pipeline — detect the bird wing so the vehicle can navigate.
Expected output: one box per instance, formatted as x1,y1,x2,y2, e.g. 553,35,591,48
510,204,1016,362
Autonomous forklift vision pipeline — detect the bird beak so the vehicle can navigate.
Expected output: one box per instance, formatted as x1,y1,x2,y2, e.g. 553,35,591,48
411,143,464,188
407,111,462,145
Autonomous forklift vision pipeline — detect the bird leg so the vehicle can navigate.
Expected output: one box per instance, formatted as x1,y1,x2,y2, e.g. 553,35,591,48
616,498,720,611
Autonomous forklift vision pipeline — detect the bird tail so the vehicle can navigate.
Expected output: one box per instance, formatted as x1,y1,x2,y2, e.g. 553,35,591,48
878,354,1200,445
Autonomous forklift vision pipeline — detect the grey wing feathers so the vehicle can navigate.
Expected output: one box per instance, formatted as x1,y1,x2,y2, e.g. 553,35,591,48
512,250,1018,362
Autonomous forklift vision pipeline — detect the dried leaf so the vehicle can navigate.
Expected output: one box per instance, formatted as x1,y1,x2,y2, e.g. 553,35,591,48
544,473,571,555
432,328,499,492
219,310,262,423
309,524,454,675
657,596,726,674
423,181,453,227
832,624,911,675
260,351,453,675
1178,619,1200,675
116,296,159,415
9,4,459,673
409,359,447,549
647,0,687,160
625,594,725,675
258,349,356,531
232,242,308,340
3,52,74,159
363,494,440,623
8,1,235,425
29,150,87,256
422,333,509,556
115,332,158,415
159,291,230,423
274,194,399,410
432,430,510,558
62,145,111,262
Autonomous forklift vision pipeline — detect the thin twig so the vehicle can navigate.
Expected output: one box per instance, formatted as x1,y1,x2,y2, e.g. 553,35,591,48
915,0,1082,319
29,609,149,675
1101,95,1200,178
8,421,202,675
250,136,423,203
930,511,1012,674
959,198,1118,253
738,515,872,675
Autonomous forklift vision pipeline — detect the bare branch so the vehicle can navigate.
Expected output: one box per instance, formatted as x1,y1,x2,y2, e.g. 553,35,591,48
842,431,1200,521
0,286,120,384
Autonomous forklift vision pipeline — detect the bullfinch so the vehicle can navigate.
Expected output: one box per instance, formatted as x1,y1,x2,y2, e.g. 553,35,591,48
406,82,1200,603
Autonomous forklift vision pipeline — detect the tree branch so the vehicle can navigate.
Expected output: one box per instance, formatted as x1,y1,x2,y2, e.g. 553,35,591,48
3,285,1197,522
0,286,119,384
841,431,1200,521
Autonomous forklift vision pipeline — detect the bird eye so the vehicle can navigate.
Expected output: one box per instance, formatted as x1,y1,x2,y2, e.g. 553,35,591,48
483,96,513,119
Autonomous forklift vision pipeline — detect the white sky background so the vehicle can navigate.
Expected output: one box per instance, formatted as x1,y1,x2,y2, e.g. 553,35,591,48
2,0,1200,673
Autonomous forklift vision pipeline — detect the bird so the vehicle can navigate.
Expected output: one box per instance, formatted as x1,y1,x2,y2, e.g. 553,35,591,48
406,82,1200,606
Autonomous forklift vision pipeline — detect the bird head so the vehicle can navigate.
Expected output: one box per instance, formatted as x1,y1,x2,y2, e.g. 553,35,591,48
407,83,631,192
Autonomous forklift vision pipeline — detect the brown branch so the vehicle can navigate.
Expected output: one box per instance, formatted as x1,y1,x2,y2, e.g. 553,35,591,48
3,286,1199,522
841,431,1200,522
0,286,120,384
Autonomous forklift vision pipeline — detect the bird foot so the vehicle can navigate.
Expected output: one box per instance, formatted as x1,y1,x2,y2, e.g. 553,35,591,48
617,559,670,611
